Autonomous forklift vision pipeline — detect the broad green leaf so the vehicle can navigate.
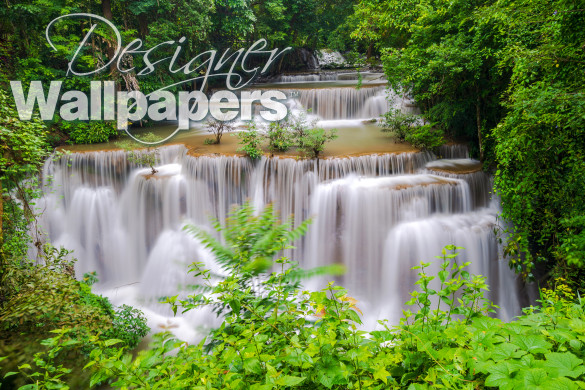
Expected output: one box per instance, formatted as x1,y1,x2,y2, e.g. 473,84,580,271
544,352,585,379
512,335,552,355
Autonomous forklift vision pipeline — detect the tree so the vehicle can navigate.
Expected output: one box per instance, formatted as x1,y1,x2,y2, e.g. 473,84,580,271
0,88,49,282
205,119,235,145
297,127,337,159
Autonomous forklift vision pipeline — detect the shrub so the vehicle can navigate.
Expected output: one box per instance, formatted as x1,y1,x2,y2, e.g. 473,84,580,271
84,242,585,389
61,121,118,144
237,123,264,160
404,123,445,151
297,127,338,159
127,149,159,175
0,245,148,388
283,112,338,159
266,121,294,154
379,107,418,142
380,108,445,151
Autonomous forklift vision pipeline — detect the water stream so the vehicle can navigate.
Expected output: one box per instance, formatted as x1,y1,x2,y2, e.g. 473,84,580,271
34,75,530,340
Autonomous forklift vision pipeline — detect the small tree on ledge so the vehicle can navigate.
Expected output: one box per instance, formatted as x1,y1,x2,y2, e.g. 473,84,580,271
206,119,235,144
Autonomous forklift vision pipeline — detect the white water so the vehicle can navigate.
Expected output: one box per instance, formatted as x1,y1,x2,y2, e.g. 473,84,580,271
34,145,528,340
32,79,530,341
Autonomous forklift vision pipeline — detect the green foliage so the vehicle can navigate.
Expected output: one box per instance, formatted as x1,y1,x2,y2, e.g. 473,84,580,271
237,123,264,160
404,124,444,152
494,83,585,276
355,0,585,280
379,107,419,142
297,127,338,159
0,245,149,388
60,121,118,145
9,329,80,390
380,107,444,151
127,149,159,175
559,217,585,267
266,121,294,154
0,88,49,192
285,112,338,159
65,236,585,389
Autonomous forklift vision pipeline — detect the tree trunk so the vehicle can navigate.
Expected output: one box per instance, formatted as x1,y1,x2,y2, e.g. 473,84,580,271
367,42,373,60
101,0,117,74
138,13,149,38
476,84,484,162
0,177,5,307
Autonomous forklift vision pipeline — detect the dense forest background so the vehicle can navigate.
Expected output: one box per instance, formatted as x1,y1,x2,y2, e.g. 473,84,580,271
2,0,585,388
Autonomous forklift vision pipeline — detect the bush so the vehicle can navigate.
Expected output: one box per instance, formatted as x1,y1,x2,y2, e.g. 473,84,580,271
404,124,445,151
379,107,418,142
61,121,118,144
297,127,338,159
84,241,585,389
0,246,149,388
237,123,264,160
266,121,294,154
282,112,338,159
380,108,445,151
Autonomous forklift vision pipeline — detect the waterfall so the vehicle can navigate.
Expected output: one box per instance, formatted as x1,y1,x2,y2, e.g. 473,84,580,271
276,74,338,82
273,72,385,83
285,86,389,119
437,144,470,159
34,144,527,340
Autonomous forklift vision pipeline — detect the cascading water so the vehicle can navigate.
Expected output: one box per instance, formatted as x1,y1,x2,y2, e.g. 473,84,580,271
35,144,527,339
33,75,530,341
273,72,385,83
289,86,388,119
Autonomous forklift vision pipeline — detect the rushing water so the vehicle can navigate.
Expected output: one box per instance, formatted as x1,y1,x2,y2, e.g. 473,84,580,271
33,76,530,340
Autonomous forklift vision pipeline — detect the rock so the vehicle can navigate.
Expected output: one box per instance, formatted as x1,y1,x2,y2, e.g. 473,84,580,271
317,49,347,68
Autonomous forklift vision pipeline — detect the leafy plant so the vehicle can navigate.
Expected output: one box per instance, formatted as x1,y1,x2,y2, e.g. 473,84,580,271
127,149,159,175
19,236,585,389
379,107,418,142
0,247,148,387
60,121,118,145
297,127,338,159
266,121,294,154
404,124,445,152
237,123,264,160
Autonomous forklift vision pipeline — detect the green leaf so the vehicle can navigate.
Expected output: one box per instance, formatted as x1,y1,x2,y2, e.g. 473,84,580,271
276,375,306,386
512,335,552,355
491,342,525,360
518,368,549,387
229,299,241,314
544,352,585,379
373,366,391,384
243,358,263,375
484,361,517,387
104,339,124,347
